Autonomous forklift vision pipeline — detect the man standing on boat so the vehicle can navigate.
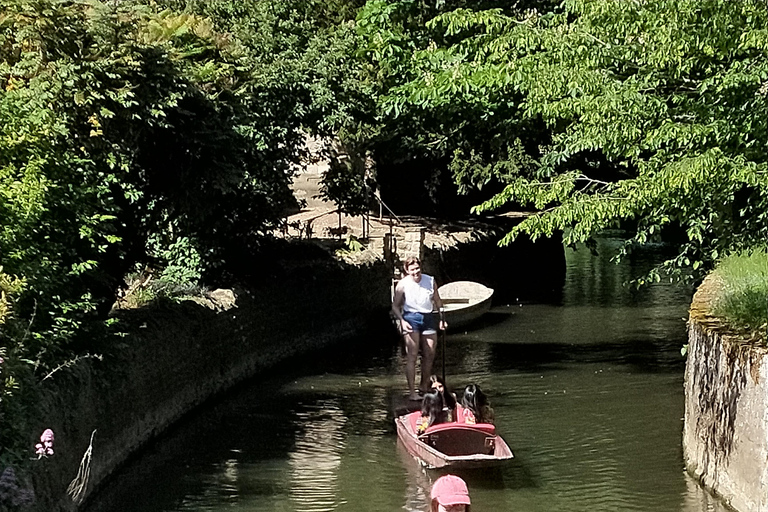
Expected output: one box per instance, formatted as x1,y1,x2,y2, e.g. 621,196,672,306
391,256,446,401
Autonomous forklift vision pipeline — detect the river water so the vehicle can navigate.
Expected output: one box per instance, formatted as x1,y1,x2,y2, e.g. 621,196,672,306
85,238,730,512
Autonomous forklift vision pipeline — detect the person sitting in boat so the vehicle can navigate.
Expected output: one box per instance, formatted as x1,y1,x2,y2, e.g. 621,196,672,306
429,374,458,422
461,383,495,425
430,474,471,512
417,389,447,434
391,256,447,401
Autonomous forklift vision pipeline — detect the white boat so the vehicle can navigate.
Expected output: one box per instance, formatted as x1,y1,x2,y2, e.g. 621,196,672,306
437,281,494,327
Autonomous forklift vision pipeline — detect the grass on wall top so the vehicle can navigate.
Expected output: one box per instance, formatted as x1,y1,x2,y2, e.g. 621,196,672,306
711,247,768,344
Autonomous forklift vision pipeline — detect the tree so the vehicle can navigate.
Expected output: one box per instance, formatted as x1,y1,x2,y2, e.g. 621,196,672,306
358,0,768,281
0,0,305,464
165,0,379,214
352,0,560,214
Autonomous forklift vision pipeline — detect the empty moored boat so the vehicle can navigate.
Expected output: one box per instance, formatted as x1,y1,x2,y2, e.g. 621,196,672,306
437,281,494,327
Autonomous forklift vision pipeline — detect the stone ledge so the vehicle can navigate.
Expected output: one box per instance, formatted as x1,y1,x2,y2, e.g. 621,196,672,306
684,275,768,512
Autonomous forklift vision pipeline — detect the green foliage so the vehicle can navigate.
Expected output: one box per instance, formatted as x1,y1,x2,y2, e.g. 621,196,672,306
2,0,292,325
711,248,768,340
358,0,768,282
0,269,24,326
160,0,377,212
157,237,203,286
121,286,157,309
355,0,552,214
336,235,365,259
0,0,325,466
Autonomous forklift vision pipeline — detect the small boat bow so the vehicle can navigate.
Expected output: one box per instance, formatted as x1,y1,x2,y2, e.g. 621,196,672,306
437,281,494,328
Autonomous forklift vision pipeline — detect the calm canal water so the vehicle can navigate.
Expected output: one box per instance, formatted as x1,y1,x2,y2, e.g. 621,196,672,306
85,238,730,512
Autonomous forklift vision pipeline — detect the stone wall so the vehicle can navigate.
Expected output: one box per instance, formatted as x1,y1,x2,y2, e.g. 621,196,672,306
683,276,768,512
28,259,391,511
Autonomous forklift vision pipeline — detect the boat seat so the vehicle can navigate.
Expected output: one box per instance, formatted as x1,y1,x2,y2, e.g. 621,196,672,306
419,425,497,456
423,422,495,436
407,411,496,436
442,298,471,304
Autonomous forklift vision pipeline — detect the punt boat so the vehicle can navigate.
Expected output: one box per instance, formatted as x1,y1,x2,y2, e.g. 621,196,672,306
395,409,514,469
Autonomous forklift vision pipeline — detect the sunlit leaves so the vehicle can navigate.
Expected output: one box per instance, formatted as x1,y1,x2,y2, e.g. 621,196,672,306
0,0,307,378
0,269,25,326
359,0,768,282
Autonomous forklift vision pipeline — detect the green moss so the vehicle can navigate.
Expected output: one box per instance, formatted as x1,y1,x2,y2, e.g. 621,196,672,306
711,248,768,342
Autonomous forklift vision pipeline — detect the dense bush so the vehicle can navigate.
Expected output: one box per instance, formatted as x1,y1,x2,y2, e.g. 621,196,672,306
0,0,333,467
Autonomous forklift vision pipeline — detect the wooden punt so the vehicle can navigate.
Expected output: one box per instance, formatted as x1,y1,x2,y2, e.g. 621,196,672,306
437,281,494,327
395,410,514,469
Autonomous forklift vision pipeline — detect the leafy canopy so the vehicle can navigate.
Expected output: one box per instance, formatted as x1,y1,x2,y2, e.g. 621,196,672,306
358,0,768,283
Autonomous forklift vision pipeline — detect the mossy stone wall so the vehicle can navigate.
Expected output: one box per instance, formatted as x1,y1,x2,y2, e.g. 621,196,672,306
29,260,391,511
684,275,768,512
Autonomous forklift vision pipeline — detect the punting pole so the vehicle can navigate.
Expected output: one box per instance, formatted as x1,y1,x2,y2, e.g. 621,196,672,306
440,309,446,384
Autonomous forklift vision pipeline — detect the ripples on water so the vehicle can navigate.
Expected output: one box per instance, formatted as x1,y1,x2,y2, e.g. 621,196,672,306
84,240,732,512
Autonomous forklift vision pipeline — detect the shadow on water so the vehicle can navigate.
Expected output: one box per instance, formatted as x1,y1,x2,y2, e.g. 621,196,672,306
482,339,686,375
448,310,512,332
84,328,401,512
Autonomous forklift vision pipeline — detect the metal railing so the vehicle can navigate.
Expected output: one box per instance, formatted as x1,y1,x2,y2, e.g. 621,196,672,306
370,191,405,299
280,190,404,283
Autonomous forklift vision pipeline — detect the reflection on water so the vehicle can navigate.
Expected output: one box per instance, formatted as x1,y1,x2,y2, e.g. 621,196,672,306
398,442,433,512
288,401,345,512
84,239,730,512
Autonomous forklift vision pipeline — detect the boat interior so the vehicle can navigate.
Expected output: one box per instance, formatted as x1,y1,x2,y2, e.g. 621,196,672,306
420,428,496,457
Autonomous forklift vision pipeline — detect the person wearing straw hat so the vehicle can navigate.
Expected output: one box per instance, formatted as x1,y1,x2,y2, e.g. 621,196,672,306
392,256,446,401
430,474,471,512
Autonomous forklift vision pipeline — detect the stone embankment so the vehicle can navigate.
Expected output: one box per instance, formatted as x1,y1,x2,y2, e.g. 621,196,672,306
684,275,768,512
30,257,391,511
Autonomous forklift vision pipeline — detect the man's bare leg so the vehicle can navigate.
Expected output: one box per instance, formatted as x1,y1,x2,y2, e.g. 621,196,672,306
419,333,438,392
404,332,421,400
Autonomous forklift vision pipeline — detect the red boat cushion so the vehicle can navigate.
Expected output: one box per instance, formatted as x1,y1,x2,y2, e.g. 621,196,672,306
406,410,495,436
422,422,496,436
420,425,497,456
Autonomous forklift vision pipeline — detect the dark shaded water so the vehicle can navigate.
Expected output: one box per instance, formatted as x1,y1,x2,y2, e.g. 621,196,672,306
85,239,730,512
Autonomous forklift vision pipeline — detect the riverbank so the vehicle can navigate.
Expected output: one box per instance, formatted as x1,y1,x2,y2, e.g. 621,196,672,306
28,252,391,511
25,223,564,511
684,275,768,512
80,235,710,512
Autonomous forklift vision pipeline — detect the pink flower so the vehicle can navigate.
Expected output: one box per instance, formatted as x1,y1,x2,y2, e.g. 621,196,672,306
40,429,54,445
34,429,54,458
